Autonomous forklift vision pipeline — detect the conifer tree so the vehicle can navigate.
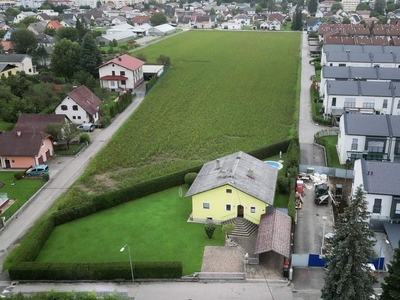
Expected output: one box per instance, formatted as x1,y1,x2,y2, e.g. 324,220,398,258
321,186,377,300
381,240,400,300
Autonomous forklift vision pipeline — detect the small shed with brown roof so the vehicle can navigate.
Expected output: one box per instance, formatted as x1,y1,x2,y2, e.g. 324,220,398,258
255,209,291,258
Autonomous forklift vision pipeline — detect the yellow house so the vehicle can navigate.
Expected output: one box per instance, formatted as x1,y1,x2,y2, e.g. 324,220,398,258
186,151,278,225
0,64,18,78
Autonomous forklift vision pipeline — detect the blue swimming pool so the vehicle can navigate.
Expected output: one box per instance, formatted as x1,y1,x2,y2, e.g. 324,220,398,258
265,161,283,170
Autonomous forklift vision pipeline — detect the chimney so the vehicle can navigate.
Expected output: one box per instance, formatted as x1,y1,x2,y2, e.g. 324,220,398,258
17,131,21,137
247,169,254,178
118,56,122,61
216,159,220,169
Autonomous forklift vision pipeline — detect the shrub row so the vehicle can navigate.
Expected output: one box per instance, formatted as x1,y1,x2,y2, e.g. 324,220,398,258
9,261,183,281
110,91,133,118
310,84,331,126
248,139,291,160
146,75,158,92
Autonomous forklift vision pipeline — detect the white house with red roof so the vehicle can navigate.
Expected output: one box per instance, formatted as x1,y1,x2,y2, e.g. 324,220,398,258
55,85,102,125
98,54,145,92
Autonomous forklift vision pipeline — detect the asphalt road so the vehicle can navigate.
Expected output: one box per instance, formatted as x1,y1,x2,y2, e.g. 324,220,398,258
6,281,294,300
0,96,145,276
298,32,326,167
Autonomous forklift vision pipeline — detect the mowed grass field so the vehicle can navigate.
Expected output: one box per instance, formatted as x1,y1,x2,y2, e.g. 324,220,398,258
63,31,301,203
36,186,225,275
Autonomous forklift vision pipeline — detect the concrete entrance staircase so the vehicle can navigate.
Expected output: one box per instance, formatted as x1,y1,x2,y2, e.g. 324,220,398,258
221,217,258,237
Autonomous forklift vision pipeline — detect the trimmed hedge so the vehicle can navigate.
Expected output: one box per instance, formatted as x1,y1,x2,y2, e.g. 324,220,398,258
9,261,183,281
248,139,290,160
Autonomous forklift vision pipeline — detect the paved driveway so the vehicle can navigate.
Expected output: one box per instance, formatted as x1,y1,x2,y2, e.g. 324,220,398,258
298,32,327,166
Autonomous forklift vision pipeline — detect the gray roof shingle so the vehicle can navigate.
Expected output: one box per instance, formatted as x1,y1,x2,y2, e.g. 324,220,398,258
255,210,291,257
343,113,390,136
185,151,277,205
361,159,400,196
327,80,393,97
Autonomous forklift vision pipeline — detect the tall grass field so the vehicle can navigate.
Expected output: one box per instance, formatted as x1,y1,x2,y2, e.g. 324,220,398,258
67,31,301,198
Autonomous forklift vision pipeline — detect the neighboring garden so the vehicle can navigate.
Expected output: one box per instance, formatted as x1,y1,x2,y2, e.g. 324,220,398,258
0,172,45,219
5,31,301,280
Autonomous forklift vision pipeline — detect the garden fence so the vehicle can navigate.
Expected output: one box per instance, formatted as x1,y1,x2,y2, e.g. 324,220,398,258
314,128,339,141
299,165,354,179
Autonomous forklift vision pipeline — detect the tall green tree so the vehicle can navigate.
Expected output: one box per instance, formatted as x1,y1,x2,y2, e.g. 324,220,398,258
291,7,303,30
210,7,216,15
308,0,318,14
321,186,377,300
331,2,343,12
374,0,386,15
150,12,167,26
56,27,79,41
75,18,88,42
10,29,38,54
51,38,81,80
381,240,400,300
80,32,102,78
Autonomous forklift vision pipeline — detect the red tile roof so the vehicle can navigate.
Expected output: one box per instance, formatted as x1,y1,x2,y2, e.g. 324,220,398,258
133,15,150,24
66,85,102,116
255,210,291,257
1,40,11,51
47,20,63,30
13,114,67,134
99,54,145,72
0,131,50,156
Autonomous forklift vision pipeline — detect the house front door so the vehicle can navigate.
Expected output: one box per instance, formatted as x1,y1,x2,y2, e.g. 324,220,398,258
237,205,244,218
4,159,11,168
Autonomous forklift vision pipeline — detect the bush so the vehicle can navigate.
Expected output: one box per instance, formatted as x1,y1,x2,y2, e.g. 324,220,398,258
248,139,291,161
100,115,111,128
184,172,197,186
42,173,49,182
277,176,289,194
204,222,216,239
79,133,90,144
13,171,23,180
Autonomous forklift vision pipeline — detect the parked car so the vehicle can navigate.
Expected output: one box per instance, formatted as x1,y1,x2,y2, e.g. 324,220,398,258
26,164,49,176
77,123,95,132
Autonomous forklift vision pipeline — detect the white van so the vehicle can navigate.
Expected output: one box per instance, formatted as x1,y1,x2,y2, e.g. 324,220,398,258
77,123,95,132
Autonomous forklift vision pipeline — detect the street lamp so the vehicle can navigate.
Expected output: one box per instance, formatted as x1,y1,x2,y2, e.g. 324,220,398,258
120,244,134,282
322,216,327,251
378,238,390,273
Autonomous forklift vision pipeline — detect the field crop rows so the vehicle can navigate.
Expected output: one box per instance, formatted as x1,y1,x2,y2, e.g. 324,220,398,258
72,31,301,196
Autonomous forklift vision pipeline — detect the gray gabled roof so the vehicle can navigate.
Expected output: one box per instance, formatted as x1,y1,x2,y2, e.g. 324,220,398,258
326,80,393,97
343,113,390,136
185,151,277,205
322,66,400,81
361,159,400,196
0,54,31,63
389,115,400,137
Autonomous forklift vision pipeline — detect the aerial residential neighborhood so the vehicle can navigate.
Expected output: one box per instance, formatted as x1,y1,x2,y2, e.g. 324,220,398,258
0,0,400,299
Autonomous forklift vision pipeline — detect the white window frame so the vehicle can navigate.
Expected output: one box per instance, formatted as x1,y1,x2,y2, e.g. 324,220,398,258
226,189,232,194
203,202,210,210
226,204,231,211
250,206,256,214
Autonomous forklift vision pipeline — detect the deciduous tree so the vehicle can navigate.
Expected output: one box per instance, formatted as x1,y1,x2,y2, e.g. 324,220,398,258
374,0,386,15
56,27,79,42
308,0,318,14
10,28,38,54
51,38,81,80
150,12,167,26
321,186,377,300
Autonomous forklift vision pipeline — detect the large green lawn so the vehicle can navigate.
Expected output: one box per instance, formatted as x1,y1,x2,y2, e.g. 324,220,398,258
0,172,44,219
71,31,301,197
36,186,224,275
